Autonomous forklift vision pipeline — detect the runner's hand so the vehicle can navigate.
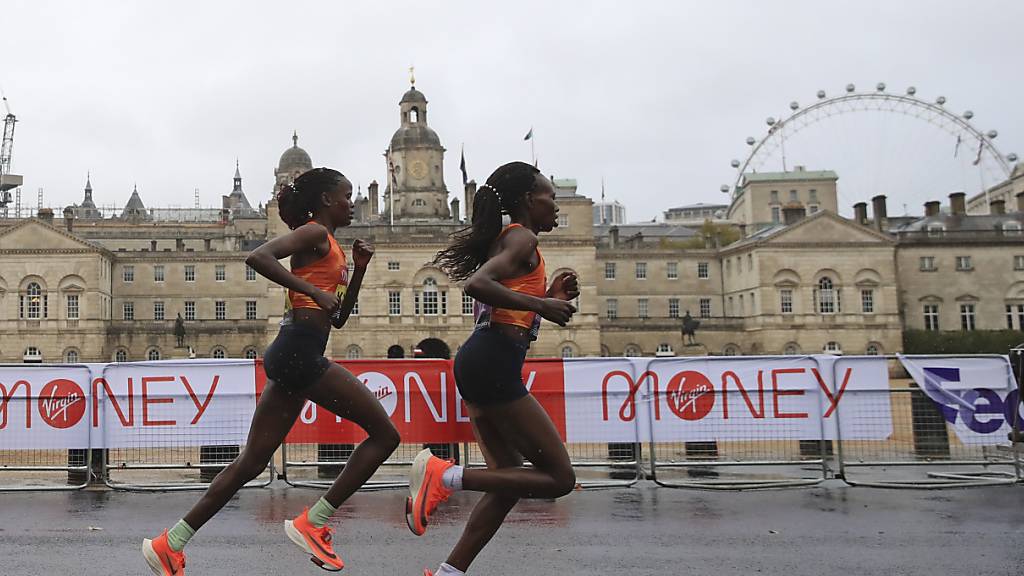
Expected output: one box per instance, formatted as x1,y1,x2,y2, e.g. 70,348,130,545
538,298,576,326
313,289,340,313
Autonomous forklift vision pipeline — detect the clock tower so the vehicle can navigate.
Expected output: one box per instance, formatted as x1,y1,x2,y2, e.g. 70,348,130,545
384,79,451,220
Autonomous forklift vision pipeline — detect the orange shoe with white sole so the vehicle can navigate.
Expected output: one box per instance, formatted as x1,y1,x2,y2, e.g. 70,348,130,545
142,530,186,576
406,448,454,536
284,508,345,571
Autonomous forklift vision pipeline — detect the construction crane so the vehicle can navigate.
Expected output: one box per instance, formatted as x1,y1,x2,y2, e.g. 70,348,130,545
0,91,22,209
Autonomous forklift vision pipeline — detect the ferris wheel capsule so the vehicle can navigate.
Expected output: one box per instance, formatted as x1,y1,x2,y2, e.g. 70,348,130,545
731,159,741,168
789,101,799,111
817,90,826,99
906,86,917,96
1008,153,1019,163
963,110,974,120
937,96,947,105
876,82,886,92
987,130,998,139
746,137,756,146
846,84,856,93
720,185,730,193
766,117,776,127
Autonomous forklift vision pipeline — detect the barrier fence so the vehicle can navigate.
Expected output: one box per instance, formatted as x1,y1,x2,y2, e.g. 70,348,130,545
0,354,1019,492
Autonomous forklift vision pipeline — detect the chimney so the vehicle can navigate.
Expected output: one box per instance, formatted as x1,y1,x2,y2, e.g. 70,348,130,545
63,206,75,232
871,195,888,232
924,201,941,217
464,180,477,223
853,202,868,225
990,199,1006,215
1018,191,1024,213
609,225,619,248
368,180,379,218
38,207,54,226
450,197,461,223
782,204,806,225
949,192,966,216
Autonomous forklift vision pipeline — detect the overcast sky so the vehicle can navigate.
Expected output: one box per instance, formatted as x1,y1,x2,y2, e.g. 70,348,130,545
2,0,1021,222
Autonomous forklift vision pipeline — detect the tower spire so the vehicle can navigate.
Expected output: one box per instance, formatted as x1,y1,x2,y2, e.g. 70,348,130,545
409,65,415,87
292,130,298,147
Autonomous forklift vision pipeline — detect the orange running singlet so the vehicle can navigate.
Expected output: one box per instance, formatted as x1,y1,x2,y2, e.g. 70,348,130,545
473,223,546,339
285,226,349,314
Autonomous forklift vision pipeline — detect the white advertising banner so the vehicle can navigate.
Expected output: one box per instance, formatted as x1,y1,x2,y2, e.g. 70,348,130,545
0,364,94,449
563,355,893,443
898,355,1020,446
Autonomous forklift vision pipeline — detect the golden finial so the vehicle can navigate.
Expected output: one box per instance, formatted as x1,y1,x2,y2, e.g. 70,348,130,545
409,65,416,87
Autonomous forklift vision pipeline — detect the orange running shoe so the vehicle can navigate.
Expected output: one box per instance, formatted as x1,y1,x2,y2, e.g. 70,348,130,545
142,530,186,576
284,508,345,571
406,448,454,536
423,571,434,576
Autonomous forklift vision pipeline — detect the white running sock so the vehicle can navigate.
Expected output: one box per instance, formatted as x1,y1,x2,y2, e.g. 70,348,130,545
441,465,464,491
436,562,465,575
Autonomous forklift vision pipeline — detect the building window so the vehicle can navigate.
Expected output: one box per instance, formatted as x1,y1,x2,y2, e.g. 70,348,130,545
212,347,226,359
1003,222,1023,236
637,298,649,318
351,300,359,315
697,262,709,279
215,264,226,282
861,289,875,314
21,282,45,319
783,343,800,355
246,300,257,320
739,294,745,315
388,291,401,316
462,292,474,315
246,265,257,281
557,214,569,228
668,298,680,318
605,262,616,280
823,341,842,354
561,345,576,358
866,343,881,356
699,298,711,318
214,301,226,320
412,199,427,207
817,277,837,314
1017,304,1024,330
606,298,618,319
920,256,936,271
956,256,973,271
771,206,781,224
666,262,678,280
123,302,134,320
960,303,976,331
422,278,439,315
184,301,196,321
346,345,362,359
184,265,195,282
927,224,945,238
123,266,134,283
809,189,818,203
747,254,753,271
808,204,819,214
789,190,798,202
147,348,161,361
624,345,642,357
727,296,733,315
635,262,647,280
1014,255,1024,271
115,349,128,362
1007,305,1016,329
388,261,401,271
723,344,740,356
154,301,165,321
656,343,673,356
780,289,793,314
154,265,165,282
770,190,779,203
244,348,258,359
65,349,79,363
924,304,939,331
66,294,80,320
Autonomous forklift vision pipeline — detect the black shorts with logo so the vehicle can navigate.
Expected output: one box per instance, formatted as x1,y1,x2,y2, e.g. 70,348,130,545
263,324,331,391
454,327,530,406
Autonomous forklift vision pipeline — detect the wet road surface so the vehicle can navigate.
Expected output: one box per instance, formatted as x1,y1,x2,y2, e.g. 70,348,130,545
1,481,1022,575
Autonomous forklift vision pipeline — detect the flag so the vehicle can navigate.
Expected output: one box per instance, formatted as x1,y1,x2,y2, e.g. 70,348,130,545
459,145,468,186
524,127,533,141
953,134,962,158
973,139,984,166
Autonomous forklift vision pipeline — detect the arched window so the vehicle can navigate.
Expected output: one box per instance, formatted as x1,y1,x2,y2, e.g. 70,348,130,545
866,343,882,356
1002,221,1022,236
20,281,45,319
817,277,837,314
723,344,740,356
115,348,128,362
783,343,800,355
64,349,79,363
243,348,258,360
656,343,674,356
422,277,439,315
147,348,162,361
410,107,419,123
823,341,842,354
623,345,642,357
211,347,226,359
561,346,576,358
346,345,362,359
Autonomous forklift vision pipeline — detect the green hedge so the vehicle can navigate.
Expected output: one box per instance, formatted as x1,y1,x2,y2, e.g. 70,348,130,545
903,329,1024,355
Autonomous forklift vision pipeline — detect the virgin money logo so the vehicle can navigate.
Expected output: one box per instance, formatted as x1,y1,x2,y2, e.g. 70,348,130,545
665,371,715,420
38,379,86,429
359,372,398,417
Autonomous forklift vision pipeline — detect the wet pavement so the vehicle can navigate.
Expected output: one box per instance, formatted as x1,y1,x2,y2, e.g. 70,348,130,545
1,481,1022,575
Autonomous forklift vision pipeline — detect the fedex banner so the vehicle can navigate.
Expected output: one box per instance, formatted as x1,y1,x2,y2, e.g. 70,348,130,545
0,355,1017,449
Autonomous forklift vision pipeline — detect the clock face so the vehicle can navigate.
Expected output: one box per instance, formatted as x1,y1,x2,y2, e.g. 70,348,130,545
410,160,428,180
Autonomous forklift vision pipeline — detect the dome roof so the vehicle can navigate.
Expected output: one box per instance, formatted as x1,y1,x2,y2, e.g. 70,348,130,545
390,124,441,150
400,87,427,104
278,131,312,172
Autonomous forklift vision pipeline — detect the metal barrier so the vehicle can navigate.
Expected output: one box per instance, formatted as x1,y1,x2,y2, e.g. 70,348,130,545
835,354,1020,488
0,364,95,491
646,356,830,489
98,360,273,491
